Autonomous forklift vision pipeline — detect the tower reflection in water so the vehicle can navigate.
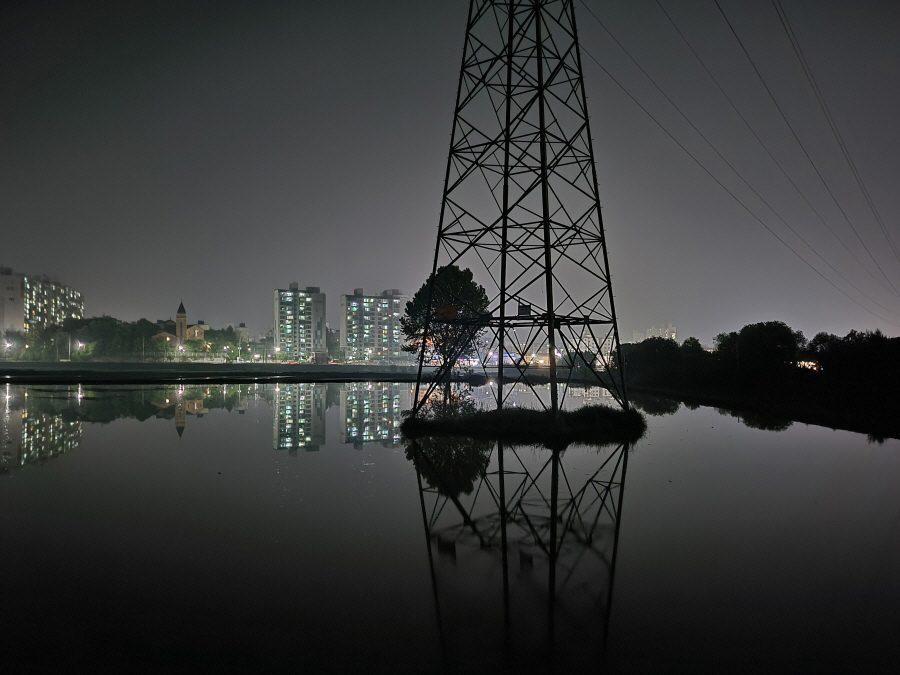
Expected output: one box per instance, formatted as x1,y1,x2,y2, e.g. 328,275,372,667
408,434,630,668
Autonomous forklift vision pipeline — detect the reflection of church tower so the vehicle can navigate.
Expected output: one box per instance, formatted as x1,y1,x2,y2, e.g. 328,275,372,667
175,300,187,346
175,393,185,438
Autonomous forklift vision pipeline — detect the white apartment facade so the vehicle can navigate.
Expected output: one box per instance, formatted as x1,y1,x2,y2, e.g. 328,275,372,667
339,288,408,363
1,267,84,334
273,283,326,360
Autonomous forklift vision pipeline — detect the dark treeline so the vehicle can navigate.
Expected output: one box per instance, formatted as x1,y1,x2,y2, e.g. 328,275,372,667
2,318,346,362
2,317,247,361
617,321,900,439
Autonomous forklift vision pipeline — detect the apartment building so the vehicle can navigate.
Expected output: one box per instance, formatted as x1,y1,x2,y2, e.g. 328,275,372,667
273,283,326,360
0,267,84,333
339,288,408,362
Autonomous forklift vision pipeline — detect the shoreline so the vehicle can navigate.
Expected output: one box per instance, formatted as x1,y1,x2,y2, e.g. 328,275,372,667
3,362,894,440
0,362,612,387
629,383,899,441
0,362,434,385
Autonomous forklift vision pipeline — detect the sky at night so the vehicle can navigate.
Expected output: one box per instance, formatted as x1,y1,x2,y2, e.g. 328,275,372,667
2,0,899,345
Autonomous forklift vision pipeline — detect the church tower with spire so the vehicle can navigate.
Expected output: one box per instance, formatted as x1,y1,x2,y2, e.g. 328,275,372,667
175,300,187,346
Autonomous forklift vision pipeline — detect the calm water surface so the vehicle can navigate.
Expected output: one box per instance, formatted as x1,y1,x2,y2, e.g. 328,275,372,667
2,383,899,673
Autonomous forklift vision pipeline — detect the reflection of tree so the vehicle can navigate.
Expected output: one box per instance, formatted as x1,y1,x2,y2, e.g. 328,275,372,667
404,392,492,498
12,384,255,425
24,387,158,423
715,407,793,432
630,392,680,416
406,435,492,499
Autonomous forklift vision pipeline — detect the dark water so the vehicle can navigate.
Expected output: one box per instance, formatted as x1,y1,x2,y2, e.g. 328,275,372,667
2,383,899,673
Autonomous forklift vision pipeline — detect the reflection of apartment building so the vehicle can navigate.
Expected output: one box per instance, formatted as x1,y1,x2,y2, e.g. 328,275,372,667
274,284,326,360
632,324,677,343
340,288,408,362
273,383,326,452
339,382,407,447
7,410,83,468
0,266,84,333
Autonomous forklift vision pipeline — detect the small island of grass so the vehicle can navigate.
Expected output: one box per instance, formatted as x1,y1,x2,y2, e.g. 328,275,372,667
401,403,646,448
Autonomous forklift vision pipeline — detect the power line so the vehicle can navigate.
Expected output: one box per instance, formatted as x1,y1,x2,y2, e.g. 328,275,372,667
772,0,900,276
654,0,900,302
713,0,900,296
577,0,900,323
583,50,898,326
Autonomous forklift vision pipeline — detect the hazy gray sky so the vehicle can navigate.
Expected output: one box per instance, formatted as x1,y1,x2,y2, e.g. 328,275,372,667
2,0,899,345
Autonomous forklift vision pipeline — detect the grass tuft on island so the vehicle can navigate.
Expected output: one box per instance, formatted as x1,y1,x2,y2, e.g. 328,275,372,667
401,404,646,448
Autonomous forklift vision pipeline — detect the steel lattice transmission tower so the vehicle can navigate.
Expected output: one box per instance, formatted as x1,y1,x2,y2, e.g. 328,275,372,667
414,0,628,414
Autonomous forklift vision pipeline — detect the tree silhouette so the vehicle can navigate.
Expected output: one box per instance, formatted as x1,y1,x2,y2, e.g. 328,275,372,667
401,264,488,369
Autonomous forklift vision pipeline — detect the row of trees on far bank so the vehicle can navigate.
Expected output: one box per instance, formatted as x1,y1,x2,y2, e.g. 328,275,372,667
2,317,247,361
618,320,900,393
